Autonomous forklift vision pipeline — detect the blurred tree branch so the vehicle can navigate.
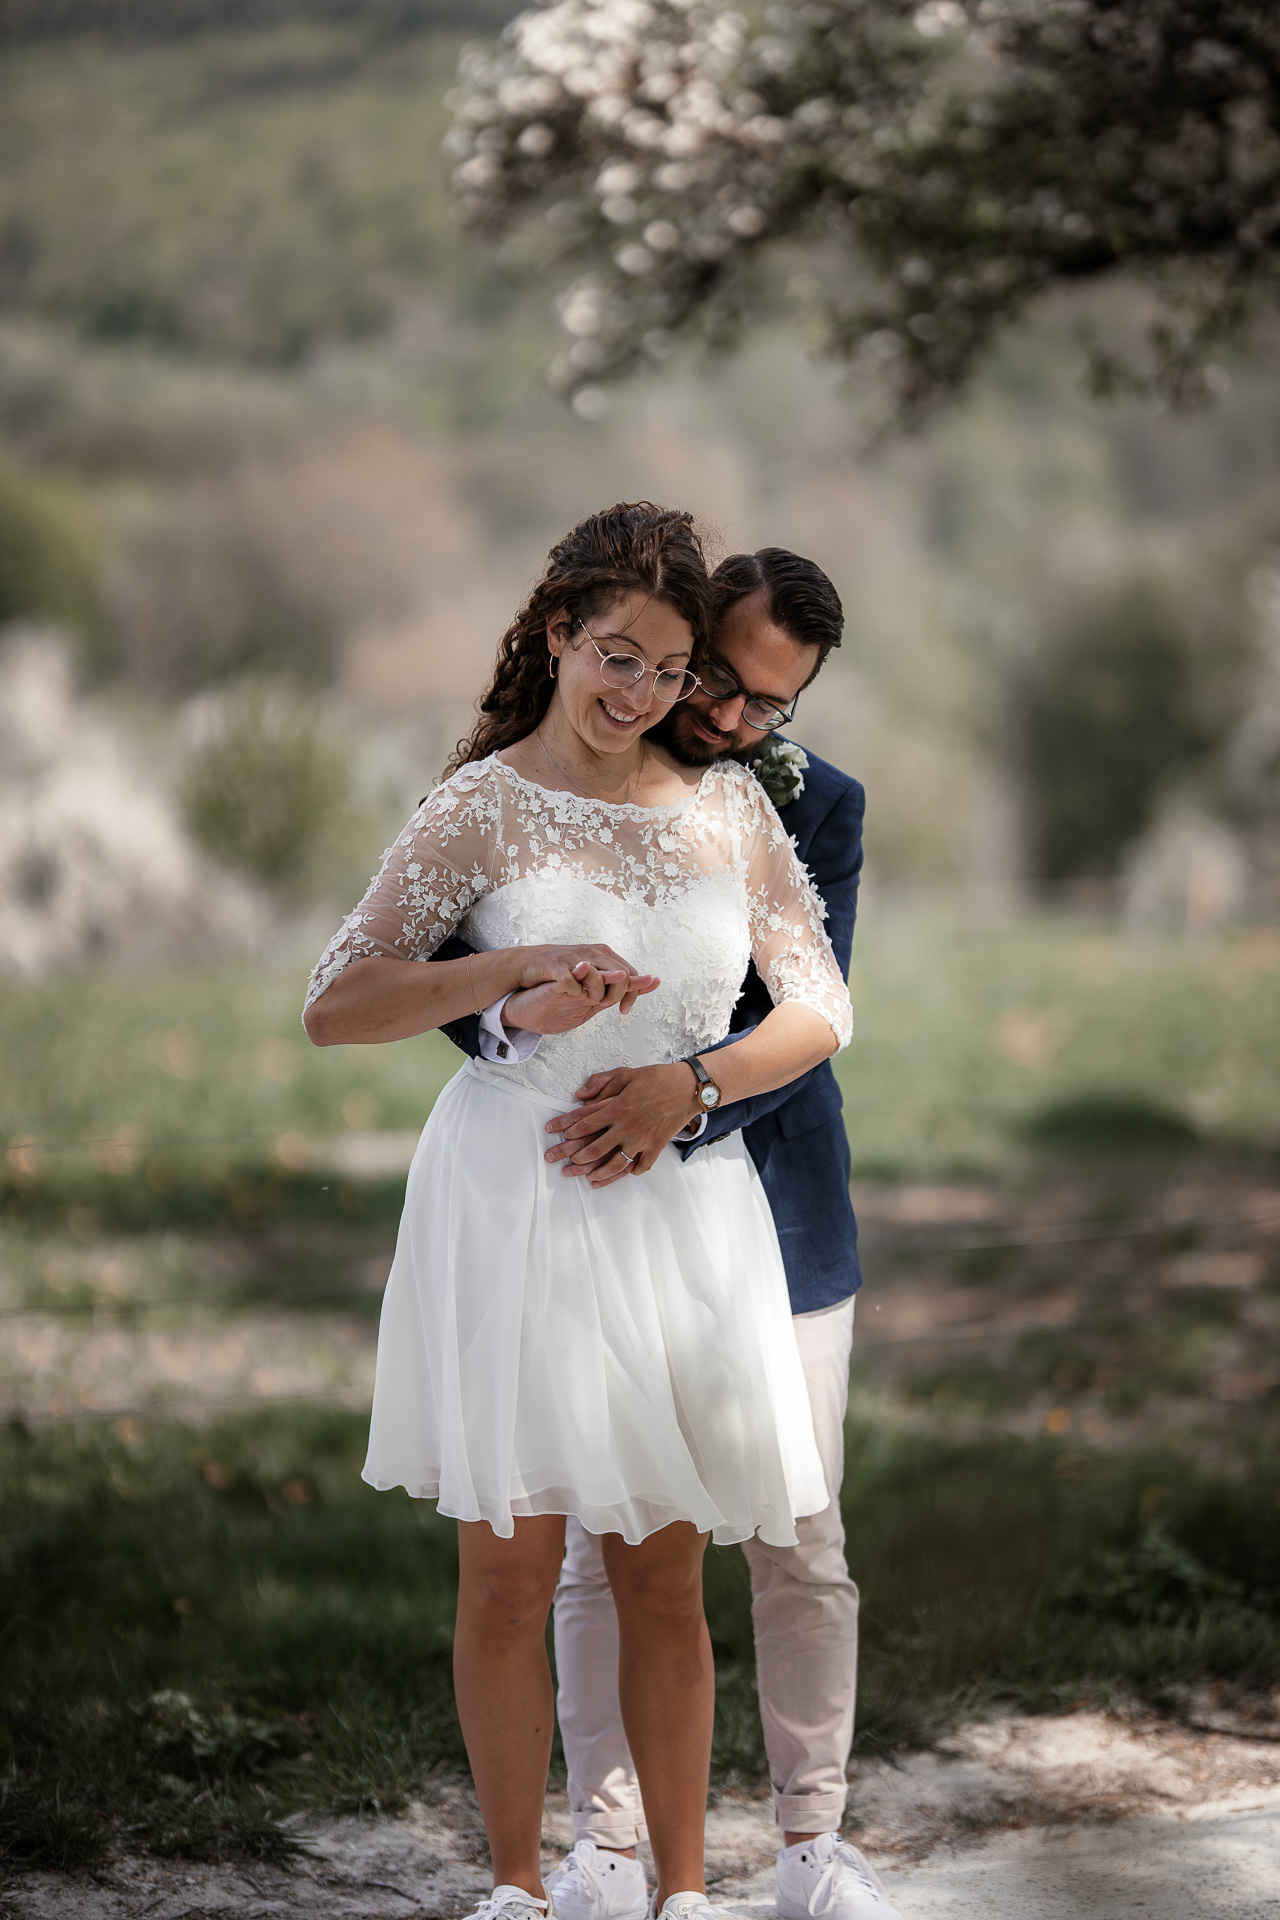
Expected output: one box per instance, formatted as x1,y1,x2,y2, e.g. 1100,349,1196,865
447,0,1280,423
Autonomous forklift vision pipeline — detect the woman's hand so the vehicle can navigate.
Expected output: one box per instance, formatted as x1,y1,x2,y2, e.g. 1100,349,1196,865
543,1064,702,1187
305,942,656,1048
504,961,659,1036
509,944,657,1016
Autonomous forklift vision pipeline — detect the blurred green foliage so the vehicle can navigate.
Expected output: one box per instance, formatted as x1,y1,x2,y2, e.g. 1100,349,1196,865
179,680,359,896
1016,573,1254,878
0,24,475,363
0,0,1274,903
0,0,517,40
0,457,100,652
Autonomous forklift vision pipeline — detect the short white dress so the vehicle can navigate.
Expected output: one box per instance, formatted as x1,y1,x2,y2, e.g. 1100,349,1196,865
305,755,852,1547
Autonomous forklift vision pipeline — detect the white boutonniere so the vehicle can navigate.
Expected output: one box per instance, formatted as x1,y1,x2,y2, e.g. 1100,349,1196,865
749,737,808,809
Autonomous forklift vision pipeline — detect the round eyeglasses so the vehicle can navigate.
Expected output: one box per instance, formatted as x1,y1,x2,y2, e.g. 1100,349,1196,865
699,657,798,733
579,624,698,704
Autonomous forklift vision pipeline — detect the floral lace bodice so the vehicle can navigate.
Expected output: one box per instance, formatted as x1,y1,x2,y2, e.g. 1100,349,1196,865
305,754,852,1103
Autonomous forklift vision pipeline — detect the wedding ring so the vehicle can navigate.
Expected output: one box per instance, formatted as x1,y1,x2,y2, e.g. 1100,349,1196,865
618,1149,637,1164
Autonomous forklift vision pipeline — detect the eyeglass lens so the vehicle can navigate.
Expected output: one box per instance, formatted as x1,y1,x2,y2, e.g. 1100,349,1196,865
598,651,695,703
701,661,789,730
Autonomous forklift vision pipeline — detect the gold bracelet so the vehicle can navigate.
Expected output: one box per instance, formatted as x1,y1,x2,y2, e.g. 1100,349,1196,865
466,953,482,1015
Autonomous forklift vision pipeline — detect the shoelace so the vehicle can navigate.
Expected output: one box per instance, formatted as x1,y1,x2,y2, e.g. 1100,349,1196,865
805,1841,887,1916
472,1891,550,1920
553,1849,595,1899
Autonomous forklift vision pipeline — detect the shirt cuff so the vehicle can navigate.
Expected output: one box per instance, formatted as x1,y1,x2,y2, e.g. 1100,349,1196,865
477,996,543,1064
675,1112,708,1141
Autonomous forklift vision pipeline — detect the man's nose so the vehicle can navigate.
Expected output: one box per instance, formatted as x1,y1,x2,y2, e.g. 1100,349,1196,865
707,690,747,728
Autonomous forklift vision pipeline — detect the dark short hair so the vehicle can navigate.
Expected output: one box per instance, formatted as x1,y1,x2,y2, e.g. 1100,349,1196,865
711,548,843,686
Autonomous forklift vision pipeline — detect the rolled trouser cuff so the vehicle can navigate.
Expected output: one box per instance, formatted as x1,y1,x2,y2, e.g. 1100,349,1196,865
773,1789,848,1835
571,1807,648,1847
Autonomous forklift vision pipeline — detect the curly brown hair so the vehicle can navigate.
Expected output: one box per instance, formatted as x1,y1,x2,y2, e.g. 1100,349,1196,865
445,502,714,777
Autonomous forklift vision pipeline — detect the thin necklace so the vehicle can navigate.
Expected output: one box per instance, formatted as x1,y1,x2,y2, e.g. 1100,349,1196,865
536,728,646,805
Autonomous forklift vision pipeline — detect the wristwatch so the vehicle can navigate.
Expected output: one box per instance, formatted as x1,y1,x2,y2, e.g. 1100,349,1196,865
684,1055,723,1111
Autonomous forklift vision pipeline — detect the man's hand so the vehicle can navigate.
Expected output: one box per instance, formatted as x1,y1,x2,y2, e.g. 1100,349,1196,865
543,1063,702,1188
504,961,659,1036
509,944,657,1015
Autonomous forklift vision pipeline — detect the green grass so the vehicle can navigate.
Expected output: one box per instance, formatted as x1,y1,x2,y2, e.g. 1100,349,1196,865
840,1424,1280,1753
2,918,1278,1873
2,1408,1276,1871
0,1408,463,1871
836,913,1280,1175
0,960,459,1232
895,1296,1269,1430
2,916,1278,1229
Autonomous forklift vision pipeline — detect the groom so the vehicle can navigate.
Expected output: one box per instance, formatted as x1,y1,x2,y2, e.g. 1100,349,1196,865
434,550,896,1920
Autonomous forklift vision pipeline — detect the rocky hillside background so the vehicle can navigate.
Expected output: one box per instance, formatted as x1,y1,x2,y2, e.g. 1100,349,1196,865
2,4,1280,970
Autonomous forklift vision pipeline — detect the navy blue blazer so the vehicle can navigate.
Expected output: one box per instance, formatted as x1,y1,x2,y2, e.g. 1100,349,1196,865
432,745,864,1315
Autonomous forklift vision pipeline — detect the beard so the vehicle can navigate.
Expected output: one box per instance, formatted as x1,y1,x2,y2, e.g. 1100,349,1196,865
649,704,747,768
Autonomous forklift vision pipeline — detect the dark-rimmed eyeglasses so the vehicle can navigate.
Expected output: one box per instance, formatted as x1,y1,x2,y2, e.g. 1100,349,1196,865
698,657,798,733
578,623,698,704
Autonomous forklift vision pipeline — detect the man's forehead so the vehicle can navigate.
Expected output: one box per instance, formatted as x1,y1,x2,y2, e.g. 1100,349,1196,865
712,604,812,700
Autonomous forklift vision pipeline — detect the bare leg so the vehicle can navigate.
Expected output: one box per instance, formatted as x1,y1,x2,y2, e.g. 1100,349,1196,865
602,1524,713,1908
455,1515,567,1899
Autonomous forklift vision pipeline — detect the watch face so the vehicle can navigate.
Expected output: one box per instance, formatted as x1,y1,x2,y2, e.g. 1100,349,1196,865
700,1084,720,1108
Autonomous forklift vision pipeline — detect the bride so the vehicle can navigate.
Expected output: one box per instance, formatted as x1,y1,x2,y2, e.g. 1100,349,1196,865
303,503,852,1920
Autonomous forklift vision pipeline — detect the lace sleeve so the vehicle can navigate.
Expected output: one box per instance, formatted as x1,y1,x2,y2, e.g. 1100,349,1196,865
304,761,504,1013
737,770,853,1051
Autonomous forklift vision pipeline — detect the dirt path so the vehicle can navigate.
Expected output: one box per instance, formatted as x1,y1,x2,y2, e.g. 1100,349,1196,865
9,1710,1279,1920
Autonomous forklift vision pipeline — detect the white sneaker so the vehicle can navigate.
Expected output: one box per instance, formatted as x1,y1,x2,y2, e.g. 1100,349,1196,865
548,1842,649,1920
646,1894,718,1920
775,1833,902,1920
468,1888,557,1920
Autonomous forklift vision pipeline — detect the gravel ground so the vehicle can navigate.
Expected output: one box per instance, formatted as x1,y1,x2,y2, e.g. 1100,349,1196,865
8,1709,1279,1920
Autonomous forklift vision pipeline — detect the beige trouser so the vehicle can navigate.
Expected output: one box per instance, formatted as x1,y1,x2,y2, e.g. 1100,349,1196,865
553,1294,858,1841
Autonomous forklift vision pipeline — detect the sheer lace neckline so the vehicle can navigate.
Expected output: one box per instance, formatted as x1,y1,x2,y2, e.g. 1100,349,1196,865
305,740,852,1052
490,751,716,817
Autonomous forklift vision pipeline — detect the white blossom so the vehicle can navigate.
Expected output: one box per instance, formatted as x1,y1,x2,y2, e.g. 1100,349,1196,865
446,0,1273,421
616,242,656,273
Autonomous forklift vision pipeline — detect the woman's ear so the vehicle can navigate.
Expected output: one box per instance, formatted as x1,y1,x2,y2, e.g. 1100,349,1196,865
546,607,572,662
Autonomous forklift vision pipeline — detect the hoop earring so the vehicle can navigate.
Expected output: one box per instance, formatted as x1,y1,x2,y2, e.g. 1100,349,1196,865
548,653,558,679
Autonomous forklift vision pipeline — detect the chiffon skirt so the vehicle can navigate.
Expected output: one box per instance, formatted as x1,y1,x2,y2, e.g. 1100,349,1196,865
362,1060,828,1546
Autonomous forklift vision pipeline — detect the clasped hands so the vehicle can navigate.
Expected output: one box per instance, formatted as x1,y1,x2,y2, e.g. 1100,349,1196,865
498,945,706,1189
504,944,658,1033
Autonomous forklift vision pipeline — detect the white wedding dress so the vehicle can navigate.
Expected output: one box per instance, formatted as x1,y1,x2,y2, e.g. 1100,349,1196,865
305,754,852,1547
